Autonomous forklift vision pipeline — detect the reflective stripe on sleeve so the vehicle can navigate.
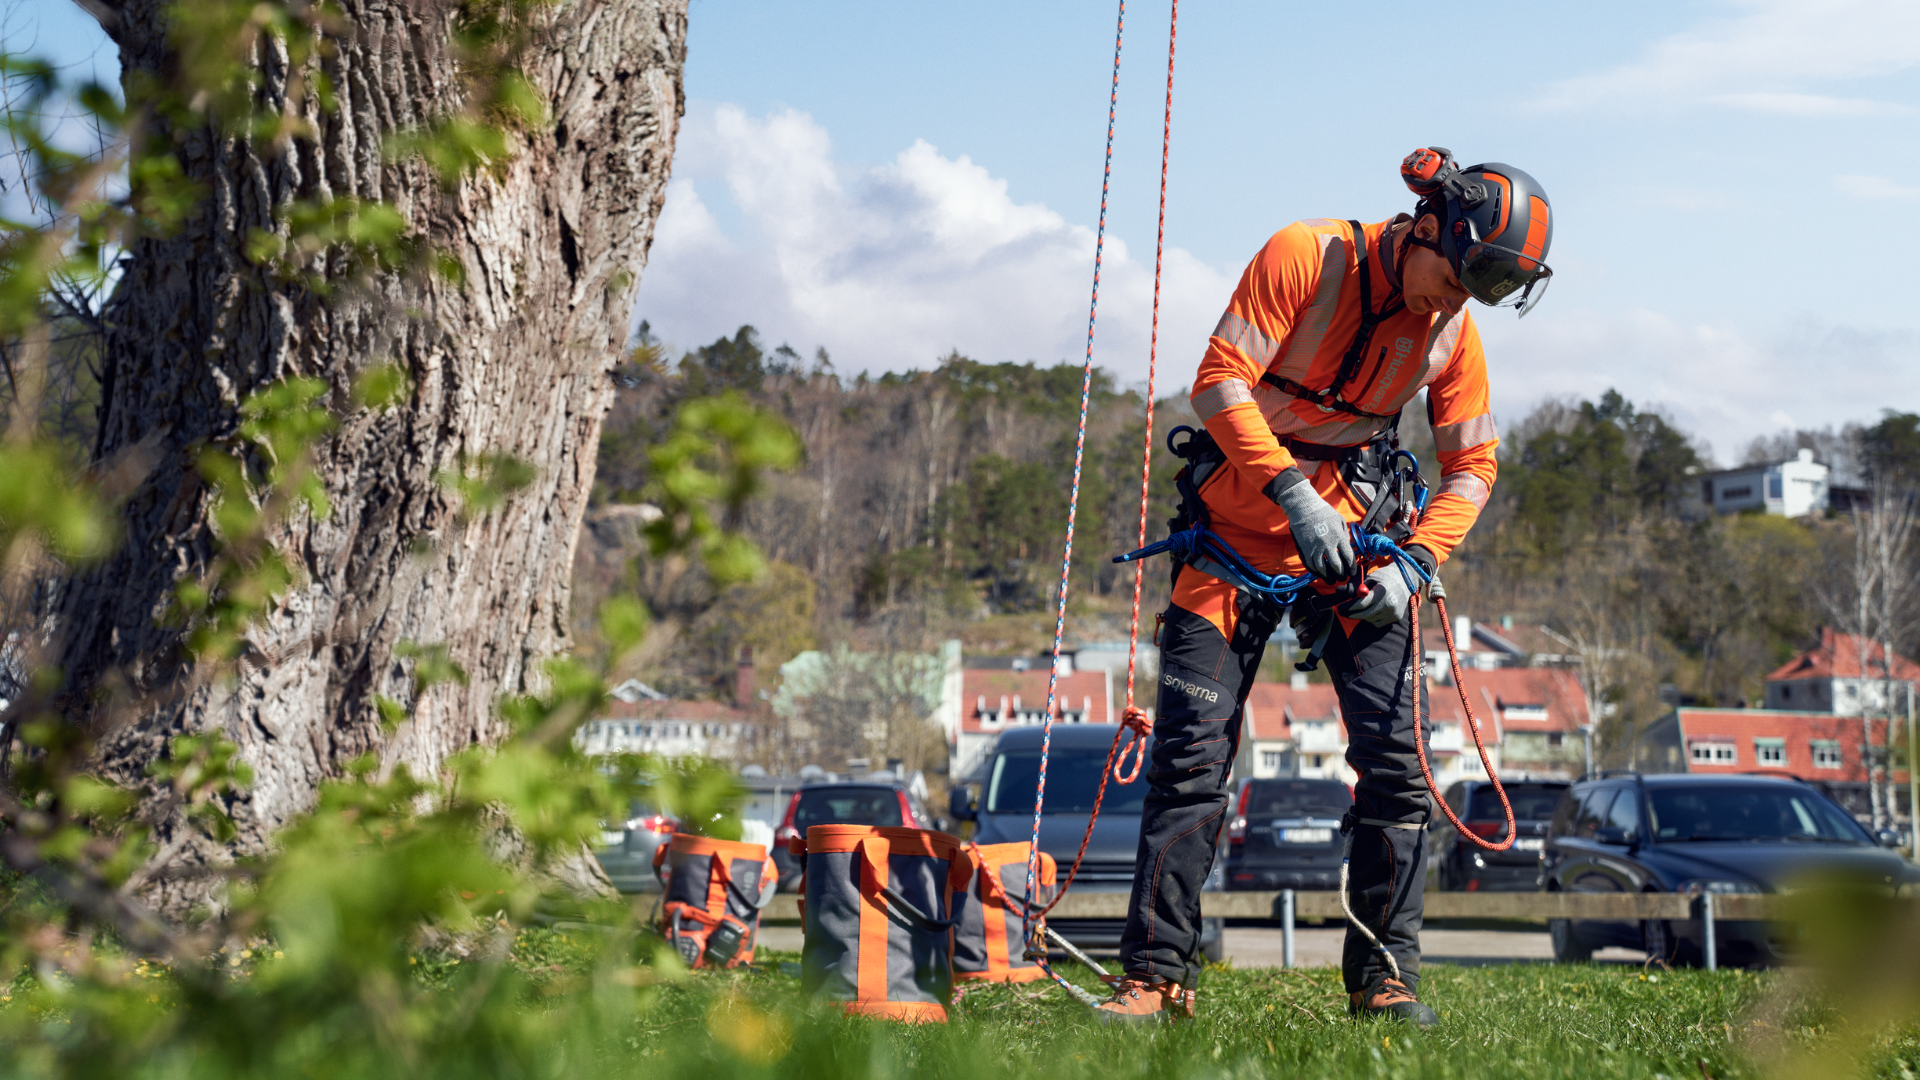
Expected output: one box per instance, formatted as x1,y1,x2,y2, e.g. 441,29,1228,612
1212,312,1279,368
1192,378,1254,422
1433,413,1498,452
1435,472,1491,510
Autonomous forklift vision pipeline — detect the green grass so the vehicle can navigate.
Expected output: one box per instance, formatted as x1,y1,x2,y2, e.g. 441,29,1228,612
627,952,1920,1080
7,932,1916,1079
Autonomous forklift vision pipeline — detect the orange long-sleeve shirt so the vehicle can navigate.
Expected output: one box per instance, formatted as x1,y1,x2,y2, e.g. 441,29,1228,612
1190,216,1499,577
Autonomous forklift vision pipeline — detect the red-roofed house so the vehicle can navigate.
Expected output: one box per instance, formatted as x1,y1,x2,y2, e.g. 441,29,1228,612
1225,666,1595,787
1762,628,1920,714
1233,677,1348,783
950,666,1114,781
1641,708,1884,781
1453,667,1591,779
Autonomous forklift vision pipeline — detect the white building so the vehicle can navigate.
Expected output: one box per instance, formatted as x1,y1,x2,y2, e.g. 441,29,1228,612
1700,449,1829,517
1763,628,1920,715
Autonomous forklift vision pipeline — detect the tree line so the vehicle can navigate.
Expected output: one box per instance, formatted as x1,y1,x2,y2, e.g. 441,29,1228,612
596,327,1918,809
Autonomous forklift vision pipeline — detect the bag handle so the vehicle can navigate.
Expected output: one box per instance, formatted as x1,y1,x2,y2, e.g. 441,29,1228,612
859,836,956,933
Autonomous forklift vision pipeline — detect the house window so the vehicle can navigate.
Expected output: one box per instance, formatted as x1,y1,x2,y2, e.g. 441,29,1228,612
1754,738,1786,767
1261,751,1283,771
1689,741,1736,765
1722,486,1752,499
1768,476,1783,499
1701,479,1715,503
1309,755,1325,770
1546,732,1564,749
1811,740,1843,769
1781,685,1792,701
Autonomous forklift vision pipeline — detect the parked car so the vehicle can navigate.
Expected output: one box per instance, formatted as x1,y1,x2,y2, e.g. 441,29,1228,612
951,725,1226,962
1225,777,1351,891
1543,772,1920,966
770,776,938,891
592,801,678,893
1430,780,1568,892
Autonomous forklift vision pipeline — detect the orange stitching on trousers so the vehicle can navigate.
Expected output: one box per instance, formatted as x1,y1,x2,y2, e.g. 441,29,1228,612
1142,807,1224,978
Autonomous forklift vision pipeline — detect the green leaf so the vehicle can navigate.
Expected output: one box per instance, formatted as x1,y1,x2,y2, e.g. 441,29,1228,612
597,596,651,657
352,363,413,410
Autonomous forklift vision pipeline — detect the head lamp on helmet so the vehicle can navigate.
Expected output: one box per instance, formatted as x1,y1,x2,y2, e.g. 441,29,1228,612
1399,147,1554,317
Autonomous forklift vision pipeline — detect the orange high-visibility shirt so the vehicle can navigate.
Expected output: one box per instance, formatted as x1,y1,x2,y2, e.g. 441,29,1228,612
1190,216,1499,576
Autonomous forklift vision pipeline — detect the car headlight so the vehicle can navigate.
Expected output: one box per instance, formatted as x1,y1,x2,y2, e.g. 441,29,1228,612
1680,879,1762,896
1898,881,1919,900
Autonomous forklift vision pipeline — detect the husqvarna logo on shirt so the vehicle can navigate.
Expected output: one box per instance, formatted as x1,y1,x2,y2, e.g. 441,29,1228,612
1163,672,1220,703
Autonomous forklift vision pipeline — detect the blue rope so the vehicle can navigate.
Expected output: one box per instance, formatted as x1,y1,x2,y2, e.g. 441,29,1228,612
1113,522,1433,606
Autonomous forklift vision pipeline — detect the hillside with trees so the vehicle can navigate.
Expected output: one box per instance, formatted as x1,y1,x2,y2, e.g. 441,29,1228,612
586,326,1920,774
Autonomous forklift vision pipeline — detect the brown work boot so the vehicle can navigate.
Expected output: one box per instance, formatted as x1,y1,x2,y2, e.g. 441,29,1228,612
1093,975,1194,1025
1348,976,1438,1027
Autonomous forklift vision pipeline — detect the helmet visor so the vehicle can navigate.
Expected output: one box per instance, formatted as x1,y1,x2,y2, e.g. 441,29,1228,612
1457,242,1552,316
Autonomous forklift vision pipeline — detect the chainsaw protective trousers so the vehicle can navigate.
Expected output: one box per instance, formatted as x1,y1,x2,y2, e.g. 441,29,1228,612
1117,573,1432,995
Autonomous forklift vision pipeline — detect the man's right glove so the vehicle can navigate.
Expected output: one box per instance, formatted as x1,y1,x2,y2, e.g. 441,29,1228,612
1264,467,1355,580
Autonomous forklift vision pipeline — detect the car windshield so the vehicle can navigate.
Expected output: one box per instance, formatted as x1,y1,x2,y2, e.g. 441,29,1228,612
1648,785,1869,843
795,787,902,830
985,750,1148,815
1470,783,1565,822
1244,780,1349,818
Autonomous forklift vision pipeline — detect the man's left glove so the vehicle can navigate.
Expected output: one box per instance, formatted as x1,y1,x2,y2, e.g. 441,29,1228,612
1342,565,1413,627
1341,545,1437,628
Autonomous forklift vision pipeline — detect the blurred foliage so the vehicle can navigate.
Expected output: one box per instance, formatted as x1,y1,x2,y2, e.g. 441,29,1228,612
641,391,803,586
0,4,777,1077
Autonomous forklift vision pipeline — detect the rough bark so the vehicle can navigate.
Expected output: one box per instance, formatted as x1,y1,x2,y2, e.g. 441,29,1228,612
56,0,686,907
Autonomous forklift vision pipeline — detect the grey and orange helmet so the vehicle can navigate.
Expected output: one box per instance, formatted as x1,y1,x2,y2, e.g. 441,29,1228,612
1400,147,1554,316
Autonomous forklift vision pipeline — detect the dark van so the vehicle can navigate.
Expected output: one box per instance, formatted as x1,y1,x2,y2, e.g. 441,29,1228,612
952,724,1225,962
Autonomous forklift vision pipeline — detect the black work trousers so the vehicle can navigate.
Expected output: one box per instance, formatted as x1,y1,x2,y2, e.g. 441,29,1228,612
1117,591,1433,993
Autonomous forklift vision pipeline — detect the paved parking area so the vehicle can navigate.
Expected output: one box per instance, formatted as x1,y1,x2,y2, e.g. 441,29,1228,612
1224,924,1648,967
754,923,1649,967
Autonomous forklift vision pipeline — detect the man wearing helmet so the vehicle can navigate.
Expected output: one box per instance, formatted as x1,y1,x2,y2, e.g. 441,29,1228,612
1096,149,1553,1027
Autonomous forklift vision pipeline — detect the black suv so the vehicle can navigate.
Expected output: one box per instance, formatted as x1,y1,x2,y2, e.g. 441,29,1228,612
1225,777,1350,891
1543,773,1920,966
1429,779,1567,892
952,725,1225,962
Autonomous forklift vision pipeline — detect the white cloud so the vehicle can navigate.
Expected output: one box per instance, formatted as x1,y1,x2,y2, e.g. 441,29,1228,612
1477,306,1918,465
1834,174,1920,200
1709,92,1909,117
1536,0,1920,114
631,104,1235,389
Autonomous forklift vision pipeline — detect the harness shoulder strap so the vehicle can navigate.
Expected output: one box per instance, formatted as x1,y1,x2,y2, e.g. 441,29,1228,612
1257,221,1407,421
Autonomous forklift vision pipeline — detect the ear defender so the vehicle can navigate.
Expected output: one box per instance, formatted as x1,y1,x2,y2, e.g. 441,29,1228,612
1400,147,1455,196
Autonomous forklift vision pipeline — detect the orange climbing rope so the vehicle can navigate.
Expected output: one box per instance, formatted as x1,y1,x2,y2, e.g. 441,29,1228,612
1025,0,1176,929
1410,588,1517,851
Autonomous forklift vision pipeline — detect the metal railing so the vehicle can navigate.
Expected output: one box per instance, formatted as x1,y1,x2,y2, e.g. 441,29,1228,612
761,890,1805,972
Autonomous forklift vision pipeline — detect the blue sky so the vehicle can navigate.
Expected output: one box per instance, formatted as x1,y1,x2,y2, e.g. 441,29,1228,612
15,0,1920,461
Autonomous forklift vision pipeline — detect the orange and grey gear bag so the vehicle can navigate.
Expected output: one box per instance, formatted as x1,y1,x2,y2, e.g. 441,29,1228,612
953,842,1057,983
652,834,777,969
793,824,968,1022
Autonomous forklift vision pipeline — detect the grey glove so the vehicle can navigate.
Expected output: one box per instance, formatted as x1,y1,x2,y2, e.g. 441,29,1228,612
1266,469,1355,579
1343,565,1413,627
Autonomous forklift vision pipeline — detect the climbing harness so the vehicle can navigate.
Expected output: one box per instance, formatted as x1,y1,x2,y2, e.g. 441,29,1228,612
1113,445,1518,979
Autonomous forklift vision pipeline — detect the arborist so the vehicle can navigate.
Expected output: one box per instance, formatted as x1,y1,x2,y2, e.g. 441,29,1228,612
1095,149,1553,1026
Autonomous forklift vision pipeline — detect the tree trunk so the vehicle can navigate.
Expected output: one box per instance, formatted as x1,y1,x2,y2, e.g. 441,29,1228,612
57,0,687,908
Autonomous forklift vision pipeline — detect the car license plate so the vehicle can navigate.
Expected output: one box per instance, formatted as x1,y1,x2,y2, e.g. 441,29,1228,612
1281,828,1332,844
599,830,627,847
1513,837,1543,851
